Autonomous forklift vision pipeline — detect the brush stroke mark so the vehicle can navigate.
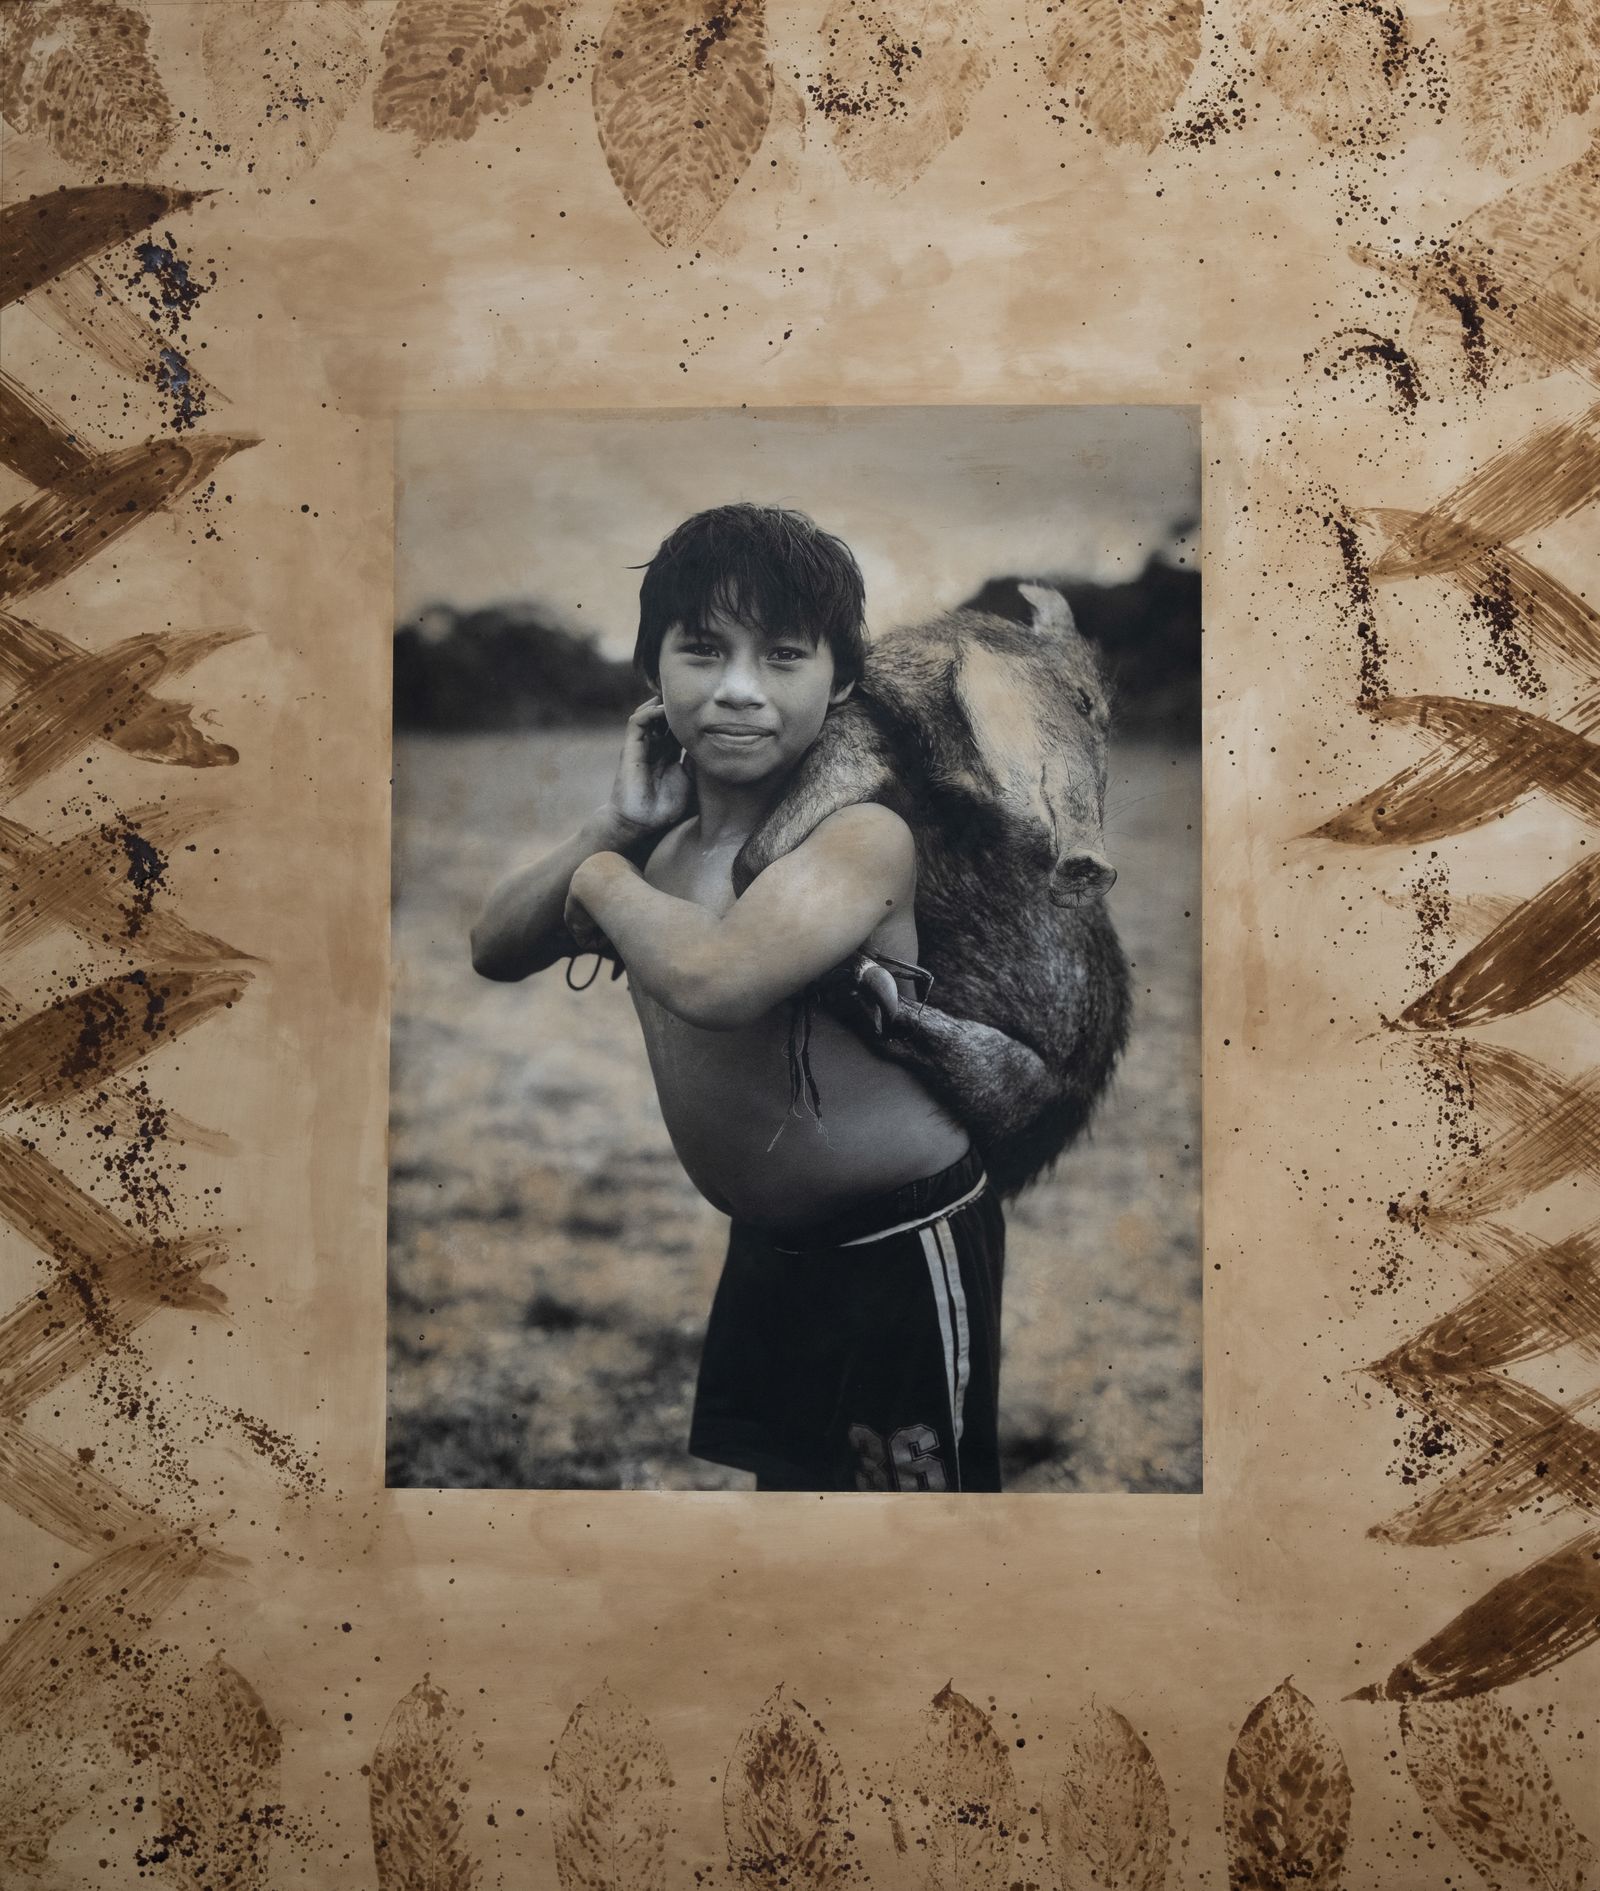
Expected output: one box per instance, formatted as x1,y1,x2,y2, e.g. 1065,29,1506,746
0,1132,229,1416
0,626,247,799
201,0,373,183
0,802,249,964
0,185,206,307
1381,1388,1600,1546
0,1534,216,1731
0,432,256,608
593,0,773,247
1368,1343,1599,1545
1223,1680,1352,1891
1042,0,1199,149
722,1683,858,1891
550,1682,672,1891
1311,693,1600,847
1401,852,1600,1030
0,370,98,493
1358,138,1600,391
1054,1700,1172,1891
1306,329,1424,417
1369,512,1600,686
145,1655,282,1889
1450,0,1600,170
1451,892,1600,1019
0,969,229,1156
1398,1219,1600,1374
0,1,175,177
1368,403,1600,581
1254,0,1425,149
0,1414,159,1553
369,1677,480,1891
887,1683,1018,1891
27,258,223,418
374,0,562,147
1400,1696,1597,1891
1354,1527,1600,1698
808,0,990,189
1391,1039,1600,1226
0,967,251,1115
0,612,245,770
1421,138,1600,386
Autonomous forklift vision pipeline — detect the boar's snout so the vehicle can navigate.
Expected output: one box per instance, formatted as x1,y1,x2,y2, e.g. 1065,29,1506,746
1049,850,1117,905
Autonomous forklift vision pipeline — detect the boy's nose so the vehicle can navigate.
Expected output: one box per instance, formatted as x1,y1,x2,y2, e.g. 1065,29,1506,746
714,660,767,705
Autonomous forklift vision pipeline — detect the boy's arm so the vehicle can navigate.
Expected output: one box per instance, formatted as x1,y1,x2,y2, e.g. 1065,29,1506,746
567,803,915,1029
470,807,645,981
471,696,692,981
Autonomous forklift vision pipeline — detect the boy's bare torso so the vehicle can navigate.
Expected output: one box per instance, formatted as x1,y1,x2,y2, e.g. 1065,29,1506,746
630,817,970,1228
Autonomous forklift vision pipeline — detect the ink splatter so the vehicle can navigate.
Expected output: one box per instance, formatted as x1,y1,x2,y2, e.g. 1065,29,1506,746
1309,328,1423,416
1323,506,1387,707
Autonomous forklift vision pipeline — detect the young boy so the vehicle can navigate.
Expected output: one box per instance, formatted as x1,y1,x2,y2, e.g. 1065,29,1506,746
470,504,1004,1492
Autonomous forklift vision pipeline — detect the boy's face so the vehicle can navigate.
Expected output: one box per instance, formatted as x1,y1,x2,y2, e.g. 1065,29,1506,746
655,603,851,787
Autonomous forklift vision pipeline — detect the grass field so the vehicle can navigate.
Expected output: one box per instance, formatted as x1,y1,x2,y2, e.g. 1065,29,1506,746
387,727,1201,1491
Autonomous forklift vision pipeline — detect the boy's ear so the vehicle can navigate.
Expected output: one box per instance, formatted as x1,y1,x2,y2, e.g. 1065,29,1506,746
828,677,855,708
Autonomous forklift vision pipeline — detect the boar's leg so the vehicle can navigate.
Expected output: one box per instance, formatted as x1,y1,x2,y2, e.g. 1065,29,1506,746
888,1004,1081,1192
731,703,901,895
817,961,1075,1194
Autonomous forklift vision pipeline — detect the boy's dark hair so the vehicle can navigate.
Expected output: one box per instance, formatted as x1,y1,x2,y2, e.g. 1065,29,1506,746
633,503,867,688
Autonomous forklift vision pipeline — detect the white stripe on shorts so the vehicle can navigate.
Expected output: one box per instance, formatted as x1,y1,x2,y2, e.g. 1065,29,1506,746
920,1222,969,1489
932,1216,971,1447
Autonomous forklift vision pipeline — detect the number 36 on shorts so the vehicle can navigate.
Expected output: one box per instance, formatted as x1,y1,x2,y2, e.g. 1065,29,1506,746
848,1421,949,1492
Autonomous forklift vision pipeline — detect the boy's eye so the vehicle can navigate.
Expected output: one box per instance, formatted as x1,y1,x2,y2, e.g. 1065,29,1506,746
768,646,809,663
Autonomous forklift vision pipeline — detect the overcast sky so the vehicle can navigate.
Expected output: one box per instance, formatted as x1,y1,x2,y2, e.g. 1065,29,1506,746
397,407,1199,660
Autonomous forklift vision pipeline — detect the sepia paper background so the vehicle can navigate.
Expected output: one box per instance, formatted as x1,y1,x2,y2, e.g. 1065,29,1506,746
2,0,1598,1885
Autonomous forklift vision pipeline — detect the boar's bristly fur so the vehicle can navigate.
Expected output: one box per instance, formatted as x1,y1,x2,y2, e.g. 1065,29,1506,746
732,585,1131,1199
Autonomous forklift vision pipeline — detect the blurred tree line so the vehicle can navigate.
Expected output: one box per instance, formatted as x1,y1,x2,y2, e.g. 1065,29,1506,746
394,546,1200,739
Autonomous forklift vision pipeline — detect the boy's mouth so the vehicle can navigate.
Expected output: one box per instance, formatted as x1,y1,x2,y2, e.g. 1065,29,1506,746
700,725,774,745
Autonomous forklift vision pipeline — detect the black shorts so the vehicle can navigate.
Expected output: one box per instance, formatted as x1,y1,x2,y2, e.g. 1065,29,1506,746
688,1147,1005,1492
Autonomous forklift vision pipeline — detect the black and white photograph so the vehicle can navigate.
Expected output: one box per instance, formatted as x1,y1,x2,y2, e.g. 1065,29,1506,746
387,406,1201,1492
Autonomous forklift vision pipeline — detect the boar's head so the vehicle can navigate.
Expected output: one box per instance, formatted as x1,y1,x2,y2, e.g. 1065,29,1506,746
863,582,1116,905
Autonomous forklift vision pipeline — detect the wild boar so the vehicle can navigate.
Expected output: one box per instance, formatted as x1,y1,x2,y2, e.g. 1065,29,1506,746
732,582,1130,1199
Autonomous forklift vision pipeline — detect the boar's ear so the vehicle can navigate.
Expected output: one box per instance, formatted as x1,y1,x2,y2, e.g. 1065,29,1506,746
1017,581,1075,635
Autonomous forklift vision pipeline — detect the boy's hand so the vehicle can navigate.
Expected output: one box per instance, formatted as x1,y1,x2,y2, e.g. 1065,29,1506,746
606,697,693,839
